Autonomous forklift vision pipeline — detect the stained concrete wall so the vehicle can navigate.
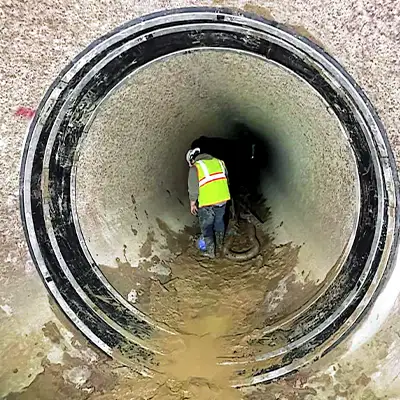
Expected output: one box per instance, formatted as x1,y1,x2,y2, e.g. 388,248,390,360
76,50,357,276
75,49,358,327
1,1,400,399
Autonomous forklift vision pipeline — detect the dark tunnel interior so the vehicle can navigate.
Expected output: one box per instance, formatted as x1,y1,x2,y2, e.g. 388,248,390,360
191,125,274,223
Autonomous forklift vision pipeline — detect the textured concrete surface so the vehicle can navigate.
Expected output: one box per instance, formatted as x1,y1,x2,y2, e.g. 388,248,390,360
76,49,357,324
1,0,400,399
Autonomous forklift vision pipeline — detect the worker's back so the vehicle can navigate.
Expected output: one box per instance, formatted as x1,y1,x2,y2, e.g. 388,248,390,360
194,156,230,208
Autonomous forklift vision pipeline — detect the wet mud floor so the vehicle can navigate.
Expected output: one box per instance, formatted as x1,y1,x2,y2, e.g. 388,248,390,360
99,219,303,399
9,220,317,400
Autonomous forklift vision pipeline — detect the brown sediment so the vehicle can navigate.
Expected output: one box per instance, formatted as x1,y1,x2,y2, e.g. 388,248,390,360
6,354,135,400
132,220,305,395
42,321,63,344
91,215,305,397
156,218,197,254
287,24,325,48
100,262,153,309
94,216,324,398
154,313,244,399
139,231,155,258
243,3,275,20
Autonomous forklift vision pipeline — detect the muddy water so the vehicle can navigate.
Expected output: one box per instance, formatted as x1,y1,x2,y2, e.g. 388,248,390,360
99,221,304,399
155,314,242,399
10,223,307,400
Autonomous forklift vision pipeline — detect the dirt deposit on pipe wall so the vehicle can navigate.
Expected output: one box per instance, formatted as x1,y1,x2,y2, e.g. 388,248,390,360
93,217,314,398
8,220,309,400
101,217,310,329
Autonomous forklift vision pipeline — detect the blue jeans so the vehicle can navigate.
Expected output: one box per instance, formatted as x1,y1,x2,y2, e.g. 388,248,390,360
198,204,226,239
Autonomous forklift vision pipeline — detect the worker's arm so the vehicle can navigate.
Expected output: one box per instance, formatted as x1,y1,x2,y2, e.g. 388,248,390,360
188,166,199,215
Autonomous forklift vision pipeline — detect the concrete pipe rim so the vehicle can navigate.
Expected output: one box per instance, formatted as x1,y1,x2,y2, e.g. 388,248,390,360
19,7,400,387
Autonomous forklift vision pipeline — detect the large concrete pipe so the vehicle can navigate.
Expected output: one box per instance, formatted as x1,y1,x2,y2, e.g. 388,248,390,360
19,7,399,388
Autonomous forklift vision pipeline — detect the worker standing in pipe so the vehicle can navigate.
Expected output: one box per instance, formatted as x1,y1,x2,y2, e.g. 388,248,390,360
186,147,231,258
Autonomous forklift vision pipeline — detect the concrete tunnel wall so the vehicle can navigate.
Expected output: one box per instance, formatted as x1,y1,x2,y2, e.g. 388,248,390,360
2,1,400,399
76,49,358,324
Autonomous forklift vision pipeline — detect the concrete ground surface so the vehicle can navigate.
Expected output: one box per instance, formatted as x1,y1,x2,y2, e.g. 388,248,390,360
1,0,400,399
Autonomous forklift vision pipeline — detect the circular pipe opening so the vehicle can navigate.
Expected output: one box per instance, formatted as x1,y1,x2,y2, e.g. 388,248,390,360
76,48,359,333
20,7,399,387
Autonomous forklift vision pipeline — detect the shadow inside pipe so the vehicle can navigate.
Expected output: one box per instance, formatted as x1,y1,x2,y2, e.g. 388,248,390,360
191,123,278,222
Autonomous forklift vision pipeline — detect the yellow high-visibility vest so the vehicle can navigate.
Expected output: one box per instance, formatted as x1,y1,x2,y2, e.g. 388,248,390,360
195,158,231,207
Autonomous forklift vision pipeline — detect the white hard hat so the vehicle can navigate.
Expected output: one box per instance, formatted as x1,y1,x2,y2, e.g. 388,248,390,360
186,148,200,166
